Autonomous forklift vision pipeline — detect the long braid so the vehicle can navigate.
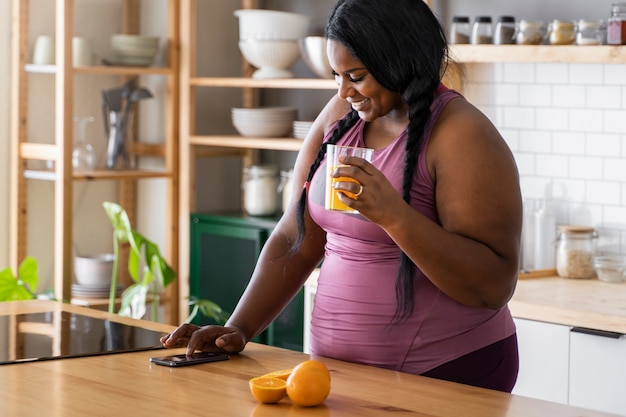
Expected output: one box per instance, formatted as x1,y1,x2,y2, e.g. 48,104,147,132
393,78,440,321
291,109,360,253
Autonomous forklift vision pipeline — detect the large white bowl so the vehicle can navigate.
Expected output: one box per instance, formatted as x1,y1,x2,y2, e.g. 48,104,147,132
74,254,114,286
232,107,297,137
298,36,333,79
238,39,301,79
111,34,160,48
234,9,310,40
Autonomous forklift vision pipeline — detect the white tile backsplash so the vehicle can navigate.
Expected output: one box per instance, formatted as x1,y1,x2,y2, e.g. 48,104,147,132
467,63,626,247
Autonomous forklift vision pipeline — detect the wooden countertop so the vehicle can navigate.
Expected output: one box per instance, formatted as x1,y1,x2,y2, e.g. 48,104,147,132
510,276,626,334
0,300,620,417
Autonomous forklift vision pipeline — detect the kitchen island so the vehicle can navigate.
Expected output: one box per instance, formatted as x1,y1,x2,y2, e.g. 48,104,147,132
0,300,620,417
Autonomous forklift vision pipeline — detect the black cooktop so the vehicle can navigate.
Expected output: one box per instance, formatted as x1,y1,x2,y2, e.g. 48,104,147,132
0,310,165,365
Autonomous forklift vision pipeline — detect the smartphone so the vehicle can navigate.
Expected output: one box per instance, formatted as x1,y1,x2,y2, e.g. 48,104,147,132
150,352,230,367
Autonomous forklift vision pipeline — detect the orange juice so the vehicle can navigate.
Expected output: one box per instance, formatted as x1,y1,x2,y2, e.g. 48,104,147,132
325,166,360,212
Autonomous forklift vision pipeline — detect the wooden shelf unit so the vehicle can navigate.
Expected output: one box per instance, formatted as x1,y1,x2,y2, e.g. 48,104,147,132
450,44,626,64
10,0,180,324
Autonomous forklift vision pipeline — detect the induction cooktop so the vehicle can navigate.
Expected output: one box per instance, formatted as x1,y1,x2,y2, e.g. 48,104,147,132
0,310,165,365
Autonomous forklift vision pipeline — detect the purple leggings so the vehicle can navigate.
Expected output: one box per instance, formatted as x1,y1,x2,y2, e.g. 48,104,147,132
422,333,519,393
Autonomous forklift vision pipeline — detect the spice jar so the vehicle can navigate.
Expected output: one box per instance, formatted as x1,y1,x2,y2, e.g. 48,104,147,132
471,16,493,44
516,20,547,45
243,164,279,216
608,2,626,44
494,16,516,45
450,16,471,44
549,20,576,45
577,20,606,45
556,226,597,279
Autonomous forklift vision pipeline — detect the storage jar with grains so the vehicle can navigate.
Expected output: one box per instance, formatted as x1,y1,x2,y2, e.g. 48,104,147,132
243,164,279,216
450,16,470,44
471,16,493,44
576,20,606,45
494,16,516,45
549,20,576,45
517,20,547,45
556,226,597,279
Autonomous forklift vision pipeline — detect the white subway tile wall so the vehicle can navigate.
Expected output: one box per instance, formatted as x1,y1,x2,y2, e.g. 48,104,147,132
464,63,626,254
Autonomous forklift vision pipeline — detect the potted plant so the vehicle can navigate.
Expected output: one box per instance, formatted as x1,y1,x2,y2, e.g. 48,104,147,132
103,201,176,321
0,257,39,301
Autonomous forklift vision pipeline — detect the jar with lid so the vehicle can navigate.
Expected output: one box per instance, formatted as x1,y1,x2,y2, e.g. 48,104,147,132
494,16,516,45
516,20,547,45
608,2,626,44
278,169,294,212
243,164,279,216
549,20,576,45
555,226,597,279
577,20,606,45
450,16,470,44
471,16,493,44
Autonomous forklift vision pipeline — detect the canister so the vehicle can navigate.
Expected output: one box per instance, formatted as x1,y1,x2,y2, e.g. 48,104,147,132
450,16,471,44
555,225,597,279
494,16,516,45
576,20,606,45
243,164,279,216
549,20,576,45
516,20,547,45
471,16,493,44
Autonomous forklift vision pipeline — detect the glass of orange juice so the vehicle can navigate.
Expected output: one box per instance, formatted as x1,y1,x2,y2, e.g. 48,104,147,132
325,144,374,213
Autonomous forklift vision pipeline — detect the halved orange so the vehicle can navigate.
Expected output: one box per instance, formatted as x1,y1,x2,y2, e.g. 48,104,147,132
260,369,292,381
249,376,287,404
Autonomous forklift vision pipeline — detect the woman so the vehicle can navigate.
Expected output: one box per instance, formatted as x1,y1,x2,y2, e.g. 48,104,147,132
162,0,523,392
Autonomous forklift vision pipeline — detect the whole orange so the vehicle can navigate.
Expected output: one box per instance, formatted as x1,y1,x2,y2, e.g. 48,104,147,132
286,360,331,407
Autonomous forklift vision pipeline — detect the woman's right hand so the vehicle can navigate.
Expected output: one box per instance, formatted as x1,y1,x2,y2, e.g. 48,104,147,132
160,323,248,355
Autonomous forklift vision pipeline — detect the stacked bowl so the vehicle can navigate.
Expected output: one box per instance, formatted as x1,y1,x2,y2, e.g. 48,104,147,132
110,35,160,67
292,120,314,139
234,9,310,79
232,107,297,137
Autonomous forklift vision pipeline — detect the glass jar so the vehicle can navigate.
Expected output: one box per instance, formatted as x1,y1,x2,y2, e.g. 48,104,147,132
555,226,597,279
450,16,471,44
471,16,493,44
243,164,279,216
278,169,294,212
516,20,547,45
608,2,626,44
577,20,606,45
494,16,516,45
549,20,576,45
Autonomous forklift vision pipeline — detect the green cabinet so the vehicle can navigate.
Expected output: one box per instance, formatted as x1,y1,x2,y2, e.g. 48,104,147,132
190,213,304,352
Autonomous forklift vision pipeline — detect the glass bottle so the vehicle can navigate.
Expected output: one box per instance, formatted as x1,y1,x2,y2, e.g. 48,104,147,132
494,16,516,45
471,16,493,44
450,16,470,44
555,226,597,279
72,116,96,172
607,2,626,45
243,164,279,216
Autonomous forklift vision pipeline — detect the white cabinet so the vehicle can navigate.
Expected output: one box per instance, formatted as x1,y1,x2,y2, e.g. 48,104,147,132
569,328,626,416
512,318,570,405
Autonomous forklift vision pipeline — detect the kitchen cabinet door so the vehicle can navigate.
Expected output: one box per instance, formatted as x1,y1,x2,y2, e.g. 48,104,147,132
569,328,626,416
189,213,304,352
512,318,570,404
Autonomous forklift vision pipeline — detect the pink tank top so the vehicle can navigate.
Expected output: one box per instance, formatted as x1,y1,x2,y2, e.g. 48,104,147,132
307,86,515,374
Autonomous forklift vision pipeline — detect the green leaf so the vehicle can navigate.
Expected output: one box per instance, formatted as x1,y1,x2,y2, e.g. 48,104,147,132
0,266,35,301
118,283,148,319
186,296,229,325
18,256,38,293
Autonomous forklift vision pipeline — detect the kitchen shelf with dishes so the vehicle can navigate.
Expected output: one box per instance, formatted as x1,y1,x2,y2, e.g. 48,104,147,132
10,0,180,324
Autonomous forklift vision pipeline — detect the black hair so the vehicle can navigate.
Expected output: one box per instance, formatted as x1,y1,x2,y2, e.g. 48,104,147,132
293,0,449,321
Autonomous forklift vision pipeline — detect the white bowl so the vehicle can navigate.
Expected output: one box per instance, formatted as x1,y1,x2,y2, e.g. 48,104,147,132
238,39,301,79
74,254,115,286
112,45,159,58
232,107,296,137
234,9,310,40
111,34,160,48
298,36,333,79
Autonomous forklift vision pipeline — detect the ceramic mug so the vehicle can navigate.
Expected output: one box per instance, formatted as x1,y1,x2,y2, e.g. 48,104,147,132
32,35,55,65
72,37,92,66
